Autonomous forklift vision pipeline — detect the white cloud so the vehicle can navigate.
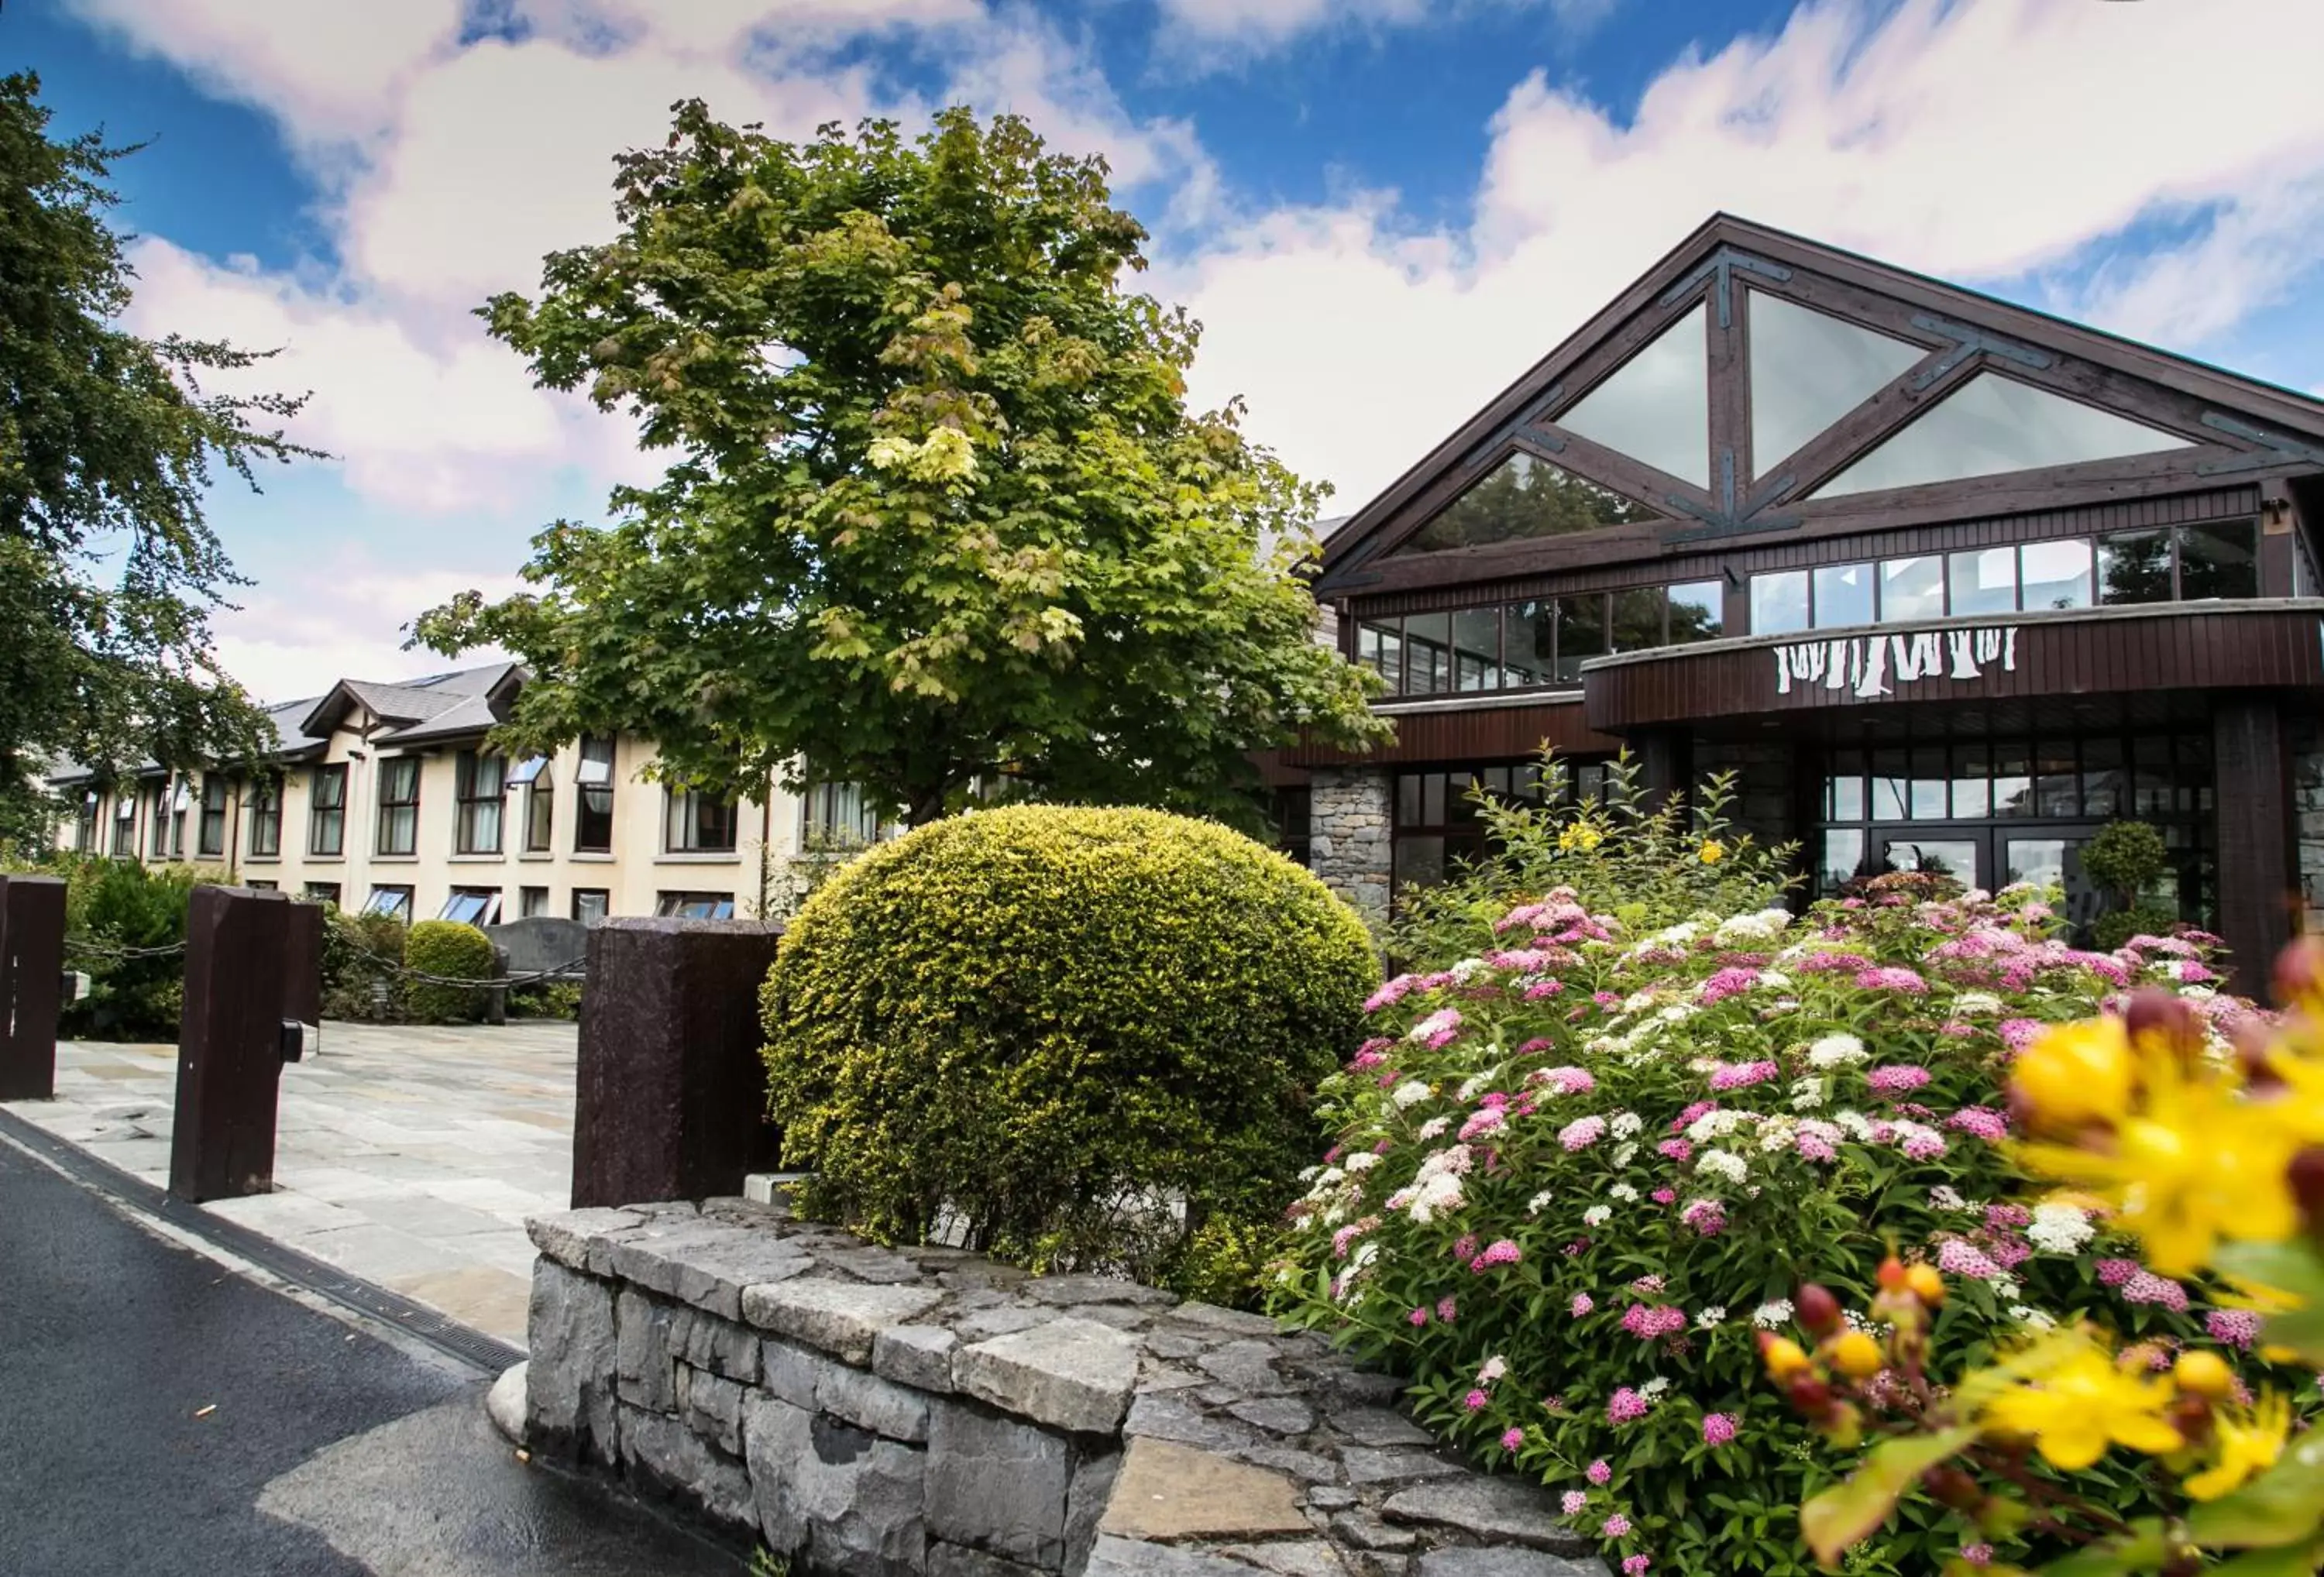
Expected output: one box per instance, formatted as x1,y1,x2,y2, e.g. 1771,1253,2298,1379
215,551,526,705
1153,0,1618,62
1165,0,2324,511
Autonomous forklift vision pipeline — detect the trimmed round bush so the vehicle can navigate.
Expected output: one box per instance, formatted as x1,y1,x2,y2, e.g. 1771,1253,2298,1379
403,919,495,1023
759,804,1379,1276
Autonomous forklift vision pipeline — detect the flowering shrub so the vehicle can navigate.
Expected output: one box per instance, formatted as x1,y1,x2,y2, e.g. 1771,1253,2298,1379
1276,872,2270,1575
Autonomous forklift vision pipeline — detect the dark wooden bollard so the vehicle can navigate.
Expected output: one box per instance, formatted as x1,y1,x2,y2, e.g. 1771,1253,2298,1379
572,917,785,1209
169,886,323,1202
0,874,67,1101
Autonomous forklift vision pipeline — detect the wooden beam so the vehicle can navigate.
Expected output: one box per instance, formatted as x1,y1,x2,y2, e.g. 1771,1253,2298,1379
2212,696,2296,1001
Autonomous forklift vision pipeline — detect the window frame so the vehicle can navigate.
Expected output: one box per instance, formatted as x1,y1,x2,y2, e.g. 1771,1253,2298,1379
439,887,504,926
452,749,507,855
664,787,740,854
361,885,414,922
309,764,348,857
655,891,737,919
376,757,421,857
571,888,610,926
574,736,615,854
197,774,230,857
247,772,283,858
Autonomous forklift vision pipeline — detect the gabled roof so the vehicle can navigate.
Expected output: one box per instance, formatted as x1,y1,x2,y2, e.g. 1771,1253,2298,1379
1317,214,2324,596
297,661,524,747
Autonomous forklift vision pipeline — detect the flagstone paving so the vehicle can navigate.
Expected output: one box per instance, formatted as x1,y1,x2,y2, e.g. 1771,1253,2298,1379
4,1021,580,1346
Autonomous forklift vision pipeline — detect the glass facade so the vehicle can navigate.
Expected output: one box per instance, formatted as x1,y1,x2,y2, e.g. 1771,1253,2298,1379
1391,759,1606,895
1356,582,1724,696
1748,292,1927,469
1813,373,2190,498
1400,452,1650,554
1557,303,1710,486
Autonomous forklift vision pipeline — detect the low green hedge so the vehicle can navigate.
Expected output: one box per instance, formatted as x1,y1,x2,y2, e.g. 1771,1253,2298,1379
403,919,495,1023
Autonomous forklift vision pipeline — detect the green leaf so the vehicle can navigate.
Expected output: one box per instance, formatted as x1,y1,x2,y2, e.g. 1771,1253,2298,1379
2209,1543,2324,1575
1797,1425,1978,1569
2031,1517,2166,1576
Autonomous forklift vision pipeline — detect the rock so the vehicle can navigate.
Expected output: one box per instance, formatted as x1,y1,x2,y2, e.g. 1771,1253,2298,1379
1064,1448,1121,1573
1097,1437,1308,1541
956,1317,1141,1436
614,1287,677,1411
1414,1552,1606,1577
818,1245,929,1285
1382,1478,1588,1555
525,1259,618,1463
1083,1536,1265,1575
596,1217,742,1283
1223,1543,1352,1575
741,1279,946,1364
953,1304,1054,1344
1196,1339,1291,1397
1342,1450,1466,1486
1330,1409,1434,1448
1331,1510,1418,1551
1138,1363,1210,1393
1143,1331,1208,1360
746,1393,927,1575
524,1208,641,1271
651,1229,820,1321
1232,1445,1338,1483
1025,1275,1176,1307
874,1325,960,1394
485,1361,527,1444
1231,1397,1316,1435
1073,1304,1155,1333
670,1306,761,1383
1306,1486,1360,1512
820,1362,933,1444
928,1544,1047,1577
618,1403,755,1534
764,1338,843,1410
1124,1391,1266,1454
1164,1301,1284,1338
924,1400,1072,1568
676,1366,746,1456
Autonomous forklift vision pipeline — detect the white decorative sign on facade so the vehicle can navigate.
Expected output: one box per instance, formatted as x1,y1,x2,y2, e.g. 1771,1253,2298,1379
1772,625,2017,699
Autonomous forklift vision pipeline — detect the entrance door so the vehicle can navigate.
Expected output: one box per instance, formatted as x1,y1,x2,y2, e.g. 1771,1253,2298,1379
1870,827,2106,933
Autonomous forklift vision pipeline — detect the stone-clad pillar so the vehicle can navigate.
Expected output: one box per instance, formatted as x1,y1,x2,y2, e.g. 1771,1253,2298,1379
1307,768,1393,921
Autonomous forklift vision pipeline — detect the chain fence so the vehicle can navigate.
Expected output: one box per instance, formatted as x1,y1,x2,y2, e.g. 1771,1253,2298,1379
63,933,583,990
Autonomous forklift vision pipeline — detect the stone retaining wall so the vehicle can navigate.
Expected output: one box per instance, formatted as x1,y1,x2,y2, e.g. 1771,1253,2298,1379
521,1196,1606,1577
1309,768,1394,922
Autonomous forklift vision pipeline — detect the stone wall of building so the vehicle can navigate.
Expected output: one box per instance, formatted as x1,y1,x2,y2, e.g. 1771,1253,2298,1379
1309,768,1394,921
2291,718,2324,933
519,1195,1604,1577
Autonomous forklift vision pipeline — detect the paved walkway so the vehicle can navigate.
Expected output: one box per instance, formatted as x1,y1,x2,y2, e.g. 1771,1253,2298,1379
4,1021,577,1345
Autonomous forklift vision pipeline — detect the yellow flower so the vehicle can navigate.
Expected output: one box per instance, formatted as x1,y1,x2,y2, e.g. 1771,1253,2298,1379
2010,1018,2136,1132
2183,1392,2291,1501
1698,839,1726,865
1978,1342,2183,1471
1556,823,1604,854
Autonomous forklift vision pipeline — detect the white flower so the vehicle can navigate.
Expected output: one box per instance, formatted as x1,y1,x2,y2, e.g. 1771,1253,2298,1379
1832,1108,1875,1141
1449,958,1487,984
1315,1167,1346,1190
1392,1081,1433,1109
1525,1189,1554,1217
1409,1171,1464,1223
1658,1004,1698,1025
1767,998,1802,1015
1714,907,1794,945
1696,1306,1727,1329
1807,1033,1868,1068
1758,971,1792,991
1697,1149,1748,1184
1478,1355,1508,1384
2009,1305,2058,1332
1343,1152,1381,1174
1609,1183,1640,1203
2026,1203,2095,1255
1456,1071,1492,1101
1640,1376,1672,1399
1790,1076,1827,1111
1349,1240,1378,1270
1990,1274,2022,1300
2181,984,2218,1001
1407,1009,1459,1044
1686,1108,1747,1142
1322,1204,1346,1225
1953,992,2003,1016
1621,990,1657,1014
1611,1111,1644,1139
1611,1142,1638,1168
1755,1118,1797,1153
1584,1035,1623,1058
1416,1116,1452,1140
1752,1299,1794,1329
1583,1205,1612,1227
1928,1185,1973,1212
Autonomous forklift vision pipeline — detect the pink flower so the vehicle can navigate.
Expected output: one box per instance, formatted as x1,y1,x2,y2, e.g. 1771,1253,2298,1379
1794,1122,1841,1163
1524,979,1566,1000
1678,1198,1727,1237
1629,1274,1666,1295
2096,1258,2140,1287
1622,1558,1651,1576
1471,1239,1522,1271
1699,967,1762,1005
1348,1050,1385,1071
1570,1293,1595,1318
1707,1059,1779,1091
1407,1307,1430,1328
1621,1304,1688,1340
1607,1388,1649,1423
1984,1204,2032,1229
1559,1115,1607,1151
1587,1458,1613,1485
1651,1187,1676,1204
1671,1101,1717,1132
1960,1545,1992,1568
1946,1107,2009,1141
1937,1020,1976,1037
1604,1514,1631,1538
1593,990,1621,1008
2121,1270,2189,1312
1866,1064,1931,1094
1900,1129,1948,1162
1998,1018,2047,1052
1501,1427,1525,1452
1855,966,1929,994
1656,1139,1693,1163
1532,1066,1597,1096
1457,1108,1507,1142
1463,1389,1490,1411
1798,950,1869,973
1702,1412,1738,1446
1935,1240,2001,1279
1562,1489,1587,1515
2209,1309,2262,1349
1452,1234,1480,1262
1436,1297,1458,1322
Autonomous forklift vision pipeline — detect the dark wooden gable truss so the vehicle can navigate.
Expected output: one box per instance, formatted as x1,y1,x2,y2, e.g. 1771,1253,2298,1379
1317,218,2324,600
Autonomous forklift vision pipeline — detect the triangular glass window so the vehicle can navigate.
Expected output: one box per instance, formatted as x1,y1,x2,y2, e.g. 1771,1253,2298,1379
1396,452,1652,555
1813,373,2191,499
1555,302,1709,486
1748,292,1927,471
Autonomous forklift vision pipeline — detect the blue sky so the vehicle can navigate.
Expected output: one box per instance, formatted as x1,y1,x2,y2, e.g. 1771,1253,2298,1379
19,0,2324,699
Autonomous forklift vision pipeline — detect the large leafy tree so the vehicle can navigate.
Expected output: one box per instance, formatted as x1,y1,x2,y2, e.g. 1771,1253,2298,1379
0,73,314,850
414,104,1385,826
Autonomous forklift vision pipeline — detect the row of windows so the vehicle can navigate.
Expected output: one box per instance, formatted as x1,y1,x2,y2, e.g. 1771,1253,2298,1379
1750,521,2257,634
346,884,735,926
1355,583,1724,696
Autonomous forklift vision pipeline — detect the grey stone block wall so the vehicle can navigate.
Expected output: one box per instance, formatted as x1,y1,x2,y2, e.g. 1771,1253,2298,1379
1309,768,1394,921
522,1198,1607,1577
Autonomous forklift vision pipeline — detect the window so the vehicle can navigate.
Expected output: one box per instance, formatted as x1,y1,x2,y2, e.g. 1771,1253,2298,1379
1398,452,1652,554
664,788,739,853
1813,373,2190,498
1751,571,1810,635
440,887,503,926
1948,548,2019,617
1271,787,1312,868
655,891,736,919
376,758,420,856
453,750,505,854
2019,539,2095,611
803,782,882,846
248,773,282,858
198,775,229,857
170,778,190,857
1756,541,2109,634
111,793,136,857
1879,556,1944,623
304,882,342,905
362,885,414,922
1358,586,1720,696
151,778,184,860
510,756,553,853
2178,520,2260,600
520,886,550,919
74,793,96,852
1666,581,1724,644
572,888,610,925
2099,531,2174,606
1813,563,1874,627
1392,761,1566,896
575,736,615,853
1552,595,1607,682
1556,302,1710,486
309,764,347,856
1748,292,1926,469
246,880,277,892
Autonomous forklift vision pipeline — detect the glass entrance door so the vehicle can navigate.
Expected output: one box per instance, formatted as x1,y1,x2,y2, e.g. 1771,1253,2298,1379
1857,826,2106,933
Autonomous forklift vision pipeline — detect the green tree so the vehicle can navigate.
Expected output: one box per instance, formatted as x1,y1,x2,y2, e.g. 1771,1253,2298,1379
0,73,315,851
412,104,1386,827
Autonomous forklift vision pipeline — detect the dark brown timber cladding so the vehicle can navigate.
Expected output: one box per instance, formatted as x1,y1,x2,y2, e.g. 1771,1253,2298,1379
2212,697,2296,998
1582,606,2324,733
1277,699,1618,768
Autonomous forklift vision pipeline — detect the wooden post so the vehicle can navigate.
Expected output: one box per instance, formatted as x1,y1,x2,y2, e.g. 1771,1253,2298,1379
0,875,67,1100
2214,696,2297,1002
571,917,785,1209
168,886,323,1201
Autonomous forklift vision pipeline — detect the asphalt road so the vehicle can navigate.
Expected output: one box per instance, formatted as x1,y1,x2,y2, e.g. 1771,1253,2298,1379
0,1131,745,1577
